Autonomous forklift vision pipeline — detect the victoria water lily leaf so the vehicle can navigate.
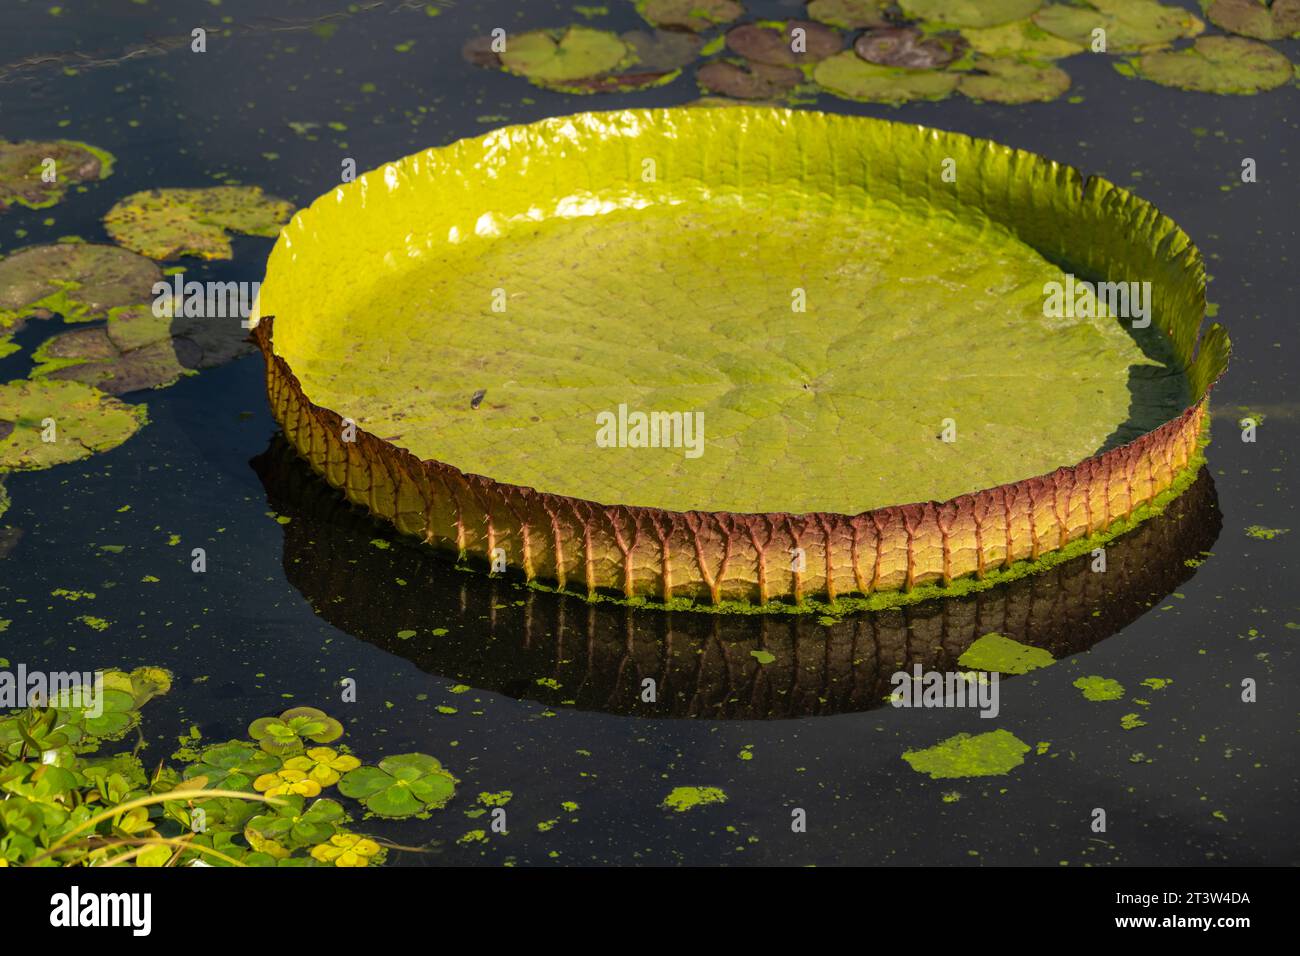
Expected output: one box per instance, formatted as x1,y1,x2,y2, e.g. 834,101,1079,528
498,26,630,84
900,0,1043,28
805,0,890,29
622,29,705,70
814,51,960,100
960,18,1086,57
903,730,1031,778
637,0,743,32
0,379,147,472
725,21,842,67
103,186,295,260
0,139,114,213
0,243,161,332
854,26,968,69
1032,0,1203,52
253,108,1229,607
698,59,803,97
958,56,1071,102
1132,35,1294,92
1207,0,1300,39
337,753,456,817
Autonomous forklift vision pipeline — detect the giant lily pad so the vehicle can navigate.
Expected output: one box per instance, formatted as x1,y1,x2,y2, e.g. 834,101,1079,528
251,108,1229,608
900,0,1043,28
637,0,744,32
0,379,147,472
725,21,843,66
0,139,114,213
337,753,456,817
103,186,295,260
1206,0,1300,40
1032,0,1203,52
0,243,161,332
814,50,961,100
1130,35,1293,93
958,56,1072,102
805,0,890,29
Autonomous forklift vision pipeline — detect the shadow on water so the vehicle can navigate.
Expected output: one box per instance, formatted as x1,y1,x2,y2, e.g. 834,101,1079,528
253,436,1222,720
1095,317,1195,455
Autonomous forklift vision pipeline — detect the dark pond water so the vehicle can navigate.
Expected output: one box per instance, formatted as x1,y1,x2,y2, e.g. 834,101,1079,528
0,0,1296,865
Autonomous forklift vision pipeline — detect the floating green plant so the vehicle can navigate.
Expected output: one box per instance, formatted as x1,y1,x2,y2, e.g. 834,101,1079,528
1129,36,1294,93
957,633,1056,674
0,243,161,331
813,50,961,100
959,18,1085,57
0,379,147,472
902,729,1032,778
1032,0,1204,51
901,0,1044,28
498,26,631,85
661,785,728,812
1205,0,1300,40
1073,675,1126,700
805,0,890,29
637,0,743,32
103,186,295,260
182,742,281,791
247,707,344,756
337,753,457,818
0,139,114,213
958,55,1071,102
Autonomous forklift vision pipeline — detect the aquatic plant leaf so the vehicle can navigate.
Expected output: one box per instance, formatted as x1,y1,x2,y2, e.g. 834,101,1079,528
183,742,280,790
900,0,1042,28
805,0,890,29
1131,35,1293,93
957,632,1055,674
1206,0,1300,40
661,785,728,811
0,379,147,472
637,0,743,32
0,139,114,213
310,832,384,867
103,186,295,260
337,753,456,817
725,20,842,66
0,243,161,332
958,56,1071,102
959,18,1086,58
247,796,345,848
498,26,630,83
461,35,501,68
1032,0,1203,52
622,29,704,70
854,26,968,69
814,50,960,100
902,729,1031,778
698,59,803,97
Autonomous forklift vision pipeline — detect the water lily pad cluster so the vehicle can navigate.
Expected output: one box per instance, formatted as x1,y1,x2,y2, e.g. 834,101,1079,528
461,0,1295,103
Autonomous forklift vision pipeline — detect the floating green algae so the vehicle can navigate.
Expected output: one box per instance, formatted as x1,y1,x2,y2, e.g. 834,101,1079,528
1206,0,1300,40
0,139,114,213
806,0,890,29
1033,0,1203,51
1131,36,1293,94
1244,524,1288,539
902,729,1031,779
957,633,1055,674
1073,675,1126,700
814,50,960,101
103,186,295,260
0,378,147,472
637,0,743,32
901,0,1044,28
0,243,161,331
661,785,729,812
958,56,1071,102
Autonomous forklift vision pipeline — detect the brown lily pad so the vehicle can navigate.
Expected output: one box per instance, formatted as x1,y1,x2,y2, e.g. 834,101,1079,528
622,29,705,70
0,243,161,333
725,21,843,67
697,59,804,98
1206,0,1300,40
461,35,502,68
0,139,115,213
638,0,744,32
855,26,969,69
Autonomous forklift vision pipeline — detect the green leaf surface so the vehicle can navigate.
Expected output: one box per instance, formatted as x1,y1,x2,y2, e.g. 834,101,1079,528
103,186,295,260
0,379,147,472
1132,35,1293,93
900,0,1043,28
1032,0,1203,52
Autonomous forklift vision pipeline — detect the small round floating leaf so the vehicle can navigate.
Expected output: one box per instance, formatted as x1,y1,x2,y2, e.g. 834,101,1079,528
1206,0,1300,40
498,26,629,84
184,742,280,790
1132,35,1293,93
902,730,1031,779
1032,0,1203,52
959,18,1086,58
958,56,1071,102
103,186,295,260
0,379,147,472
0,243,161,331
637,0,743,32
804,0,890,29
622,29,704,70
854,26,968,69
0,139,114,213
698,59,803,98
814,50,960,101
725,21,842,67
900,0,1042,28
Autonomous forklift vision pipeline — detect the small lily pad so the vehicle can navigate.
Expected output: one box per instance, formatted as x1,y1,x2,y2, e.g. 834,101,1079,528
1206,0,1300,40
637,0,743,32
698,59,804,98
814,50,960,102
958,56,1071,102
902,730,1031,779
103,186,296,260
1032,0,1203,52
804,0,890,29
499,26,630,84
725,20,843,67
622,29,705,70
960,18,1086,57
0,379,147,472
900,0,1043,28
1131,35,1293,93
854,26,968,69
0,243,161,332
0,139,115,213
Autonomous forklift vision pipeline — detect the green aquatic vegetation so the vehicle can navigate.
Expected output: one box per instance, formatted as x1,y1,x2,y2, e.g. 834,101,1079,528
310,832,385,867
959,18,1086,57
1073,675,1126,700
725,20,843,66
901,0,1043,28
902,729,1031,778
0,139,114,213
0,243,161,331
958,55,1071,102
499,26,630,84
247,706,344,756
805,0,890,29
245,796,346,850
661,786,728,812
1033,0,1204,51
337,753,457,818
854,26,968,69
814,50,960,101
750,649,776,664
1120,712,1146,729
1244,524,1288,539
284,746,361,787
103,186,295,260
637,0,743,32
1130,37,1294,94
1140,677,1172,690
0,379,148,472
957,633,1055,674
182,742,281,791
1206,0,1300,40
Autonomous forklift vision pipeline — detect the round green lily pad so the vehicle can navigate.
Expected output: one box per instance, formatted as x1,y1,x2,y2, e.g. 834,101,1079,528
900,0,1043,28
0,243,161,332
814,50,960,101
960,18,1086,58
499,26,630,85
959,56,1072,102
805,0,890,29
725,20,843,67
698,59,804,98
0,379,147,472
103,186,296,260
0,139,115,213
637,0,744,32
1132,36,1293,93
1032,0,1203,52
1206,0,1300,40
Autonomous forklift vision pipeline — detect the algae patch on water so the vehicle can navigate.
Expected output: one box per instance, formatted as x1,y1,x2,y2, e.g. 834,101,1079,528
661,785,729,811
1073,675,1126,700
903,729,1032,779
957,633,1055,674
